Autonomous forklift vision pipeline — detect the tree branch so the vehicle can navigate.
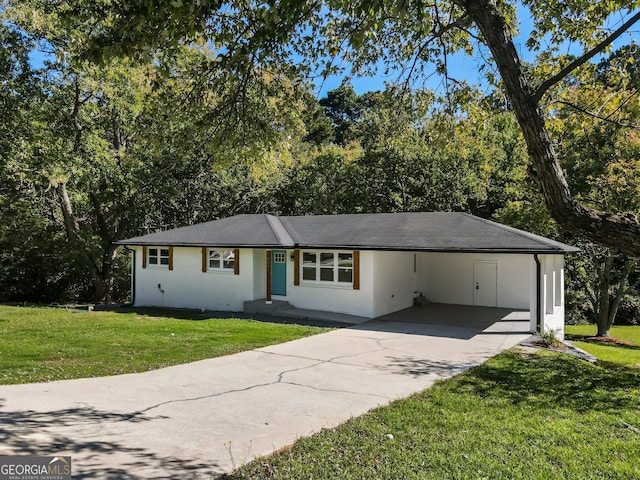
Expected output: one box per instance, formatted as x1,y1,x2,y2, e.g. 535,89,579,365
56,182,79,242
533,10,640,103
459,0,640,256
551,99,640,129
584,280,598,309
608,257,634,326
401,13,472,91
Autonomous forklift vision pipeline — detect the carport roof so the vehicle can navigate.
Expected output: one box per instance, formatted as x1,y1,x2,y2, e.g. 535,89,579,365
117,212,579,254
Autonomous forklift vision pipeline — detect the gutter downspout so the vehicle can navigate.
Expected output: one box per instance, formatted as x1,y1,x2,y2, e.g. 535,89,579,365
123,246,136,307
534,254,541,333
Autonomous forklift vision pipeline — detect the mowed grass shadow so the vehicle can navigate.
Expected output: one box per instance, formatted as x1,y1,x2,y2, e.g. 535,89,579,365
450,349,640,413
108,306,347,328
103,306,208,320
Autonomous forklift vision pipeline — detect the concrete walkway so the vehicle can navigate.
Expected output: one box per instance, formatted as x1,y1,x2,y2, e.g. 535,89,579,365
0,305,530,479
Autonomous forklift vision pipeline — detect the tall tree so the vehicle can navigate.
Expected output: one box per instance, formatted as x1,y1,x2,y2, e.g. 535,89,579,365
0,20,307,302
319,85,363,145
0,25,71,301
281,85,527,217
16,0,640,254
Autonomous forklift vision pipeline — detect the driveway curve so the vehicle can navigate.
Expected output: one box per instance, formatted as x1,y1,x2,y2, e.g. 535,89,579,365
0,305,530,479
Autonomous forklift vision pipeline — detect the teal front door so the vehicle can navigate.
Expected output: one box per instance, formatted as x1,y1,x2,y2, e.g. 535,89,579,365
271,250,287,296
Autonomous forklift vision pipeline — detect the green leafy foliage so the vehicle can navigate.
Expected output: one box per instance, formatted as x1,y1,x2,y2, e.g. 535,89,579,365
0,13,314,302
283,86,529,216
9,0,640,255
3,0,639,310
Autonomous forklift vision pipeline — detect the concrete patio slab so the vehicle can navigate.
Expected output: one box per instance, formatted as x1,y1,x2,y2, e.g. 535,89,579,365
0,304,531,479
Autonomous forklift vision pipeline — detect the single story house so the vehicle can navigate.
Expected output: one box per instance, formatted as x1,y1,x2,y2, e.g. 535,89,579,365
116,212,578,337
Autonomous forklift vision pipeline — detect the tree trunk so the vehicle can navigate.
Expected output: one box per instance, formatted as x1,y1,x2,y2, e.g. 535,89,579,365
606,258,634,332
57,75,115,303
56,182,79,241
459,0,640,256
596,321,611,339
594,254,635,337
56,182,111,302
596,254,613,337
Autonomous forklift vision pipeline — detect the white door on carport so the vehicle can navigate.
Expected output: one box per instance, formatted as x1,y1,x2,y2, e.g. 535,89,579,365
474,261,497,307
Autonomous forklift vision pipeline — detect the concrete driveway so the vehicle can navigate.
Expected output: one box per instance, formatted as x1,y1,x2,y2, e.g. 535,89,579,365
0,305,530,479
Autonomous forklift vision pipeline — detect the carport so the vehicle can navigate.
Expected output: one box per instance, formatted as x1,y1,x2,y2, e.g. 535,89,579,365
411,251,568,339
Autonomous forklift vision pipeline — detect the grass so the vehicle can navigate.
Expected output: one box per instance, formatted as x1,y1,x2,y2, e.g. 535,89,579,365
0,305,329,384
226,329,640,479
565,324,640,369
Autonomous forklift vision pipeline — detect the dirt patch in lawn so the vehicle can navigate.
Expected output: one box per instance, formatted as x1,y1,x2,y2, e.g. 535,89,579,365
584,336,633,346
529,339,567,350
567,334,634,347
519,336,598,363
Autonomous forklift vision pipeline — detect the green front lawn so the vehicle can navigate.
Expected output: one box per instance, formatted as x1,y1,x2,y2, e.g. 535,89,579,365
566,324,640,369
226,328,640,479
0,305,329,384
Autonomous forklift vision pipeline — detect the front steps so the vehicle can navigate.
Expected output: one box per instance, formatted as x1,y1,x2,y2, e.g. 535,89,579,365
243,299,292,316
243,299,370,325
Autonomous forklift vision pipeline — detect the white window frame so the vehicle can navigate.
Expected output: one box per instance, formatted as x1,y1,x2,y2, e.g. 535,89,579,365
207,249,235,272
147,247,170,268
301,251,354,285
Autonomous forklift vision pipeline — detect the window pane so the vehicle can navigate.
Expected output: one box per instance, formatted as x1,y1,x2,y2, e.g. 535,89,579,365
223,250,235,269
149,248,158,256
149,257,158,265
160,257,169,265
160,249,170,257
338,268,353,283
338,253,353,268
303,252,316,265
320,268,334,281
209,250,221,269
274,252,286,263
223,260,234,269
302,267,316,281
320,252,334,266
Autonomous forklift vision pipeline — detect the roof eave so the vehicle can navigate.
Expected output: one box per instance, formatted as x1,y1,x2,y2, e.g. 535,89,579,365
114,241,295,248
114,240,578,254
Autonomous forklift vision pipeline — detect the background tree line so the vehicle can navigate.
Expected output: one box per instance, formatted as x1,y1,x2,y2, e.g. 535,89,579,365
1,1,639,336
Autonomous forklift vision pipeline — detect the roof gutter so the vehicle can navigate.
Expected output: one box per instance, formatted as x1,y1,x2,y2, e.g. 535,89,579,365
534,253,542,333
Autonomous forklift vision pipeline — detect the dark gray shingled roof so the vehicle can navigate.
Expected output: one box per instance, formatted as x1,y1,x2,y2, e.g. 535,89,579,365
116,212,579,253
117,214,288,248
